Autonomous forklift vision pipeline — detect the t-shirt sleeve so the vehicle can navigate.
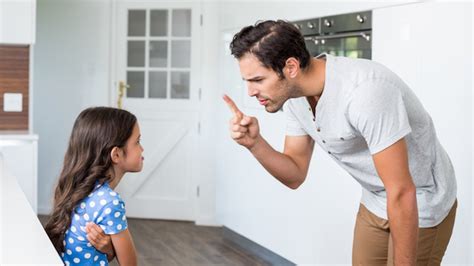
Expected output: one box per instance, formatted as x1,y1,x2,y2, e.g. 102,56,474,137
285,102,308,136
347,79,412,154
96,199,128,235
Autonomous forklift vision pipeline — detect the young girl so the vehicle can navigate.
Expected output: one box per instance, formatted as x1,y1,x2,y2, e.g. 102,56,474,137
45,107,143,266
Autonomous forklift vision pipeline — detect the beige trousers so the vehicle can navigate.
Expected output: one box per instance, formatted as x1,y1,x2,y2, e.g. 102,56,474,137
352,200,457,266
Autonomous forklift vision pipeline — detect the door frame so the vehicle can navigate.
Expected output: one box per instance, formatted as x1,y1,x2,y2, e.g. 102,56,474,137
107,0,203,222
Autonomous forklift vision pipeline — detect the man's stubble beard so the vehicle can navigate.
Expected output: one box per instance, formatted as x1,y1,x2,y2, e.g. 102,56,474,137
265,80,302,113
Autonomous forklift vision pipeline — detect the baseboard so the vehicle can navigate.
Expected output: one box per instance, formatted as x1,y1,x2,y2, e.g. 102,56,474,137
195,215,221,227
222,227,295,266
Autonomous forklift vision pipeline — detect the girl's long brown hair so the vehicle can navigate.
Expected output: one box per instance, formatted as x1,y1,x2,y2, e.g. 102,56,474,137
44,107,136,253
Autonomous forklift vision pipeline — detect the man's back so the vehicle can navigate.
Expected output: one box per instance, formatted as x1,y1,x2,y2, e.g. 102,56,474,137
284,54,457,227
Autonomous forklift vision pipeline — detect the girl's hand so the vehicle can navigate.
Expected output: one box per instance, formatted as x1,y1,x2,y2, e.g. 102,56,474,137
85,222,115,260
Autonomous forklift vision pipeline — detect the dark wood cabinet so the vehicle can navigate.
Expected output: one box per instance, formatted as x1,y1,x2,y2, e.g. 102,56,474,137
0,45,29,130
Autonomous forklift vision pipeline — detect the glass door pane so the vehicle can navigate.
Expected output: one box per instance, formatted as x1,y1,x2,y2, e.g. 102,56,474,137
126,8,192,100
171,40,190,68
171,72,190,99
127,41,145,67
149,41,168,67
172,9,191,37
127,71,145,98
150,10,168,36
149,71,167,98
128,10,146,36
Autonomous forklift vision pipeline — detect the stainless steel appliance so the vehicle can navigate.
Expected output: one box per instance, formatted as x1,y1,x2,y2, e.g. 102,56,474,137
292,11,372,59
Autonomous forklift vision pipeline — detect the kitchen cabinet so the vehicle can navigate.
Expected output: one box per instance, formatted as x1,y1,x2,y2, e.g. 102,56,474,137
0,0,36,44
1,153,62,265
0,133,38,212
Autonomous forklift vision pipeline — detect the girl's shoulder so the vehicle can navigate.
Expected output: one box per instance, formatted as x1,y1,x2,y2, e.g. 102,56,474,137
74,182,124,218
74,182,125,221
90,183,128,234
72,182,128,240
88,182,124,206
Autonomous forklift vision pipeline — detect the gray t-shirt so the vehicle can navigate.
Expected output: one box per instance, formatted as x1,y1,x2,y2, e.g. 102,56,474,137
285,54,456,227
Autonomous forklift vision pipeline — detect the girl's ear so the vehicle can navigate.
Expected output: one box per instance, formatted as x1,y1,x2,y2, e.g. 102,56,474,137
110,147,122,164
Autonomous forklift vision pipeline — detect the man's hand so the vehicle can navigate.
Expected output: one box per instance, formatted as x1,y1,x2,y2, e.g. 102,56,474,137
223,94,261,150
85,222,115,261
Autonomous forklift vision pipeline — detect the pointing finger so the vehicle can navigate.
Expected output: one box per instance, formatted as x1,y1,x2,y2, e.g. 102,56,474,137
222,94,243,119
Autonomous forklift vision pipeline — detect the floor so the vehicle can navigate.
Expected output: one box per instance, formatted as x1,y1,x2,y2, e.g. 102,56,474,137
38,215,271,266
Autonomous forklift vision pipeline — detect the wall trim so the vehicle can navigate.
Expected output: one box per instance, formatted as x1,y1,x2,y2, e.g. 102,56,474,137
194,215,220,227
222,227,295,266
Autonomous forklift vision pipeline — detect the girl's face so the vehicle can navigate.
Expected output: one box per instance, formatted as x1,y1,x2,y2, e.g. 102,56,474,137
120,122,144,172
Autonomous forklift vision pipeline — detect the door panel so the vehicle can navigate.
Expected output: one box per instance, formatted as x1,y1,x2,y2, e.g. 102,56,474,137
113,1,200,221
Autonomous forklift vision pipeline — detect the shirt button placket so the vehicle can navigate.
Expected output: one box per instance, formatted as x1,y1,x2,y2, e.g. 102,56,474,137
316,127,329,153
309,107,316,121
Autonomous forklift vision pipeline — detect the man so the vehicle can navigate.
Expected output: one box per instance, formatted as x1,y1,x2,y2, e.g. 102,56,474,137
223,20,457,265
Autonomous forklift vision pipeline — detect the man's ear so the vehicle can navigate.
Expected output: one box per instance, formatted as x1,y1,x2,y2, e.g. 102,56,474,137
284,57,300,79
110,147,122,164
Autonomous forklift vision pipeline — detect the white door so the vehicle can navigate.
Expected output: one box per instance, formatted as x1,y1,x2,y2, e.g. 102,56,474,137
111,1,201,221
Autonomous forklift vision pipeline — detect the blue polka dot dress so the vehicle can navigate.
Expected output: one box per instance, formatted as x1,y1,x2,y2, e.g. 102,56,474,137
61,182,128,266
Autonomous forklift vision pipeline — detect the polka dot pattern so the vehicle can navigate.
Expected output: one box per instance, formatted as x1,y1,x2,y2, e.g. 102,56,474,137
62,181,127,266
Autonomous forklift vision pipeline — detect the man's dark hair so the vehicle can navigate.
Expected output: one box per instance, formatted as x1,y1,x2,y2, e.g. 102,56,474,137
230,20,311,78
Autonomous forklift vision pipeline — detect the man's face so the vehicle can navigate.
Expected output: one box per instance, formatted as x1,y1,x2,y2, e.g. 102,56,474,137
238,53,293,113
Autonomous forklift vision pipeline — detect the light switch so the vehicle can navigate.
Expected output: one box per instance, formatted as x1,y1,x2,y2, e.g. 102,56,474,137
3,93,23,112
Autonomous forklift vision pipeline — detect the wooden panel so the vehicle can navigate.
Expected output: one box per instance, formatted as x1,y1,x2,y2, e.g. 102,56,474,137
0,45,29,130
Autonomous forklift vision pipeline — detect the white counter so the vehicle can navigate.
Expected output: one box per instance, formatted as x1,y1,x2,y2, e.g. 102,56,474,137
0,155,63,265
0,133,38,212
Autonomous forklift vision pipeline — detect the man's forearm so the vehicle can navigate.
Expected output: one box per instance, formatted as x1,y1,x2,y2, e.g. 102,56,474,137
387,187,418,265
249,136,306,189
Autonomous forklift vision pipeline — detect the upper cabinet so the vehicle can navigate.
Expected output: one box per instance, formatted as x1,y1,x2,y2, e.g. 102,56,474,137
0,0,36,44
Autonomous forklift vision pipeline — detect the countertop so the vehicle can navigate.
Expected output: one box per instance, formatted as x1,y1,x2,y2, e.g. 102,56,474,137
0,131,38,141
0,155,63,265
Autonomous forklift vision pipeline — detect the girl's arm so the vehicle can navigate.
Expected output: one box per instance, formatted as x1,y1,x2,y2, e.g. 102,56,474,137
110,228,137,266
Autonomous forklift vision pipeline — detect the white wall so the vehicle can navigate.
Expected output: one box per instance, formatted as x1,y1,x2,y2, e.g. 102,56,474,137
216,1,472,265
472,2,474,262
34,0,112,214
472,2,474,261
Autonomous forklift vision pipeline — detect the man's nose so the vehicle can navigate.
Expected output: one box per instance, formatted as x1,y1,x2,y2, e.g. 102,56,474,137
247,86,258,97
